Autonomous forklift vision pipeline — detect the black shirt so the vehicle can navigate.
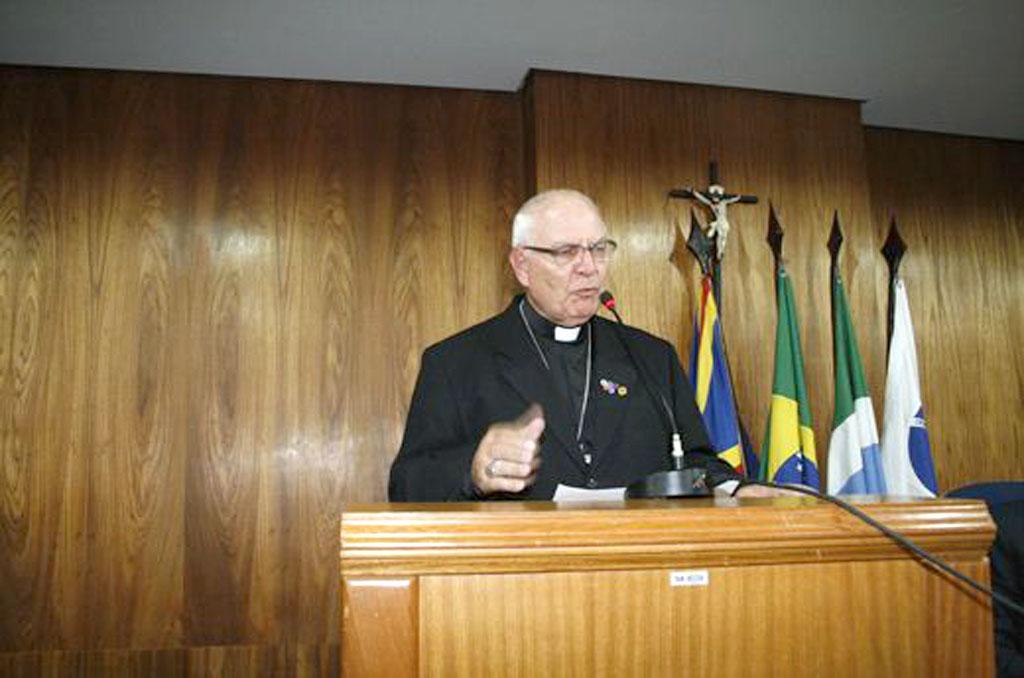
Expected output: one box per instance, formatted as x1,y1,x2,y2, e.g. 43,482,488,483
519,297,591,441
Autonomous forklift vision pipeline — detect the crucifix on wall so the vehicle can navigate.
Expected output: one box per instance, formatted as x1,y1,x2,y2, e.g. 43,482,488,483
669,161,758,261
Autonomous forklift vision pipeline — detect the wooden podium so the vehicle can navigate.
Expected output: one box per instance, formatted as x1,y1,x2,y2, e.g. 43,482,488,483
339,497,995,677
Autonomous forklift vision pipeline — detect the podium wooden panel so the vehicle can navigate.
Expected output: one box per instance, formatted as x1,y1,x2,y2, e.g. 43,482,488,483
339,497,995,677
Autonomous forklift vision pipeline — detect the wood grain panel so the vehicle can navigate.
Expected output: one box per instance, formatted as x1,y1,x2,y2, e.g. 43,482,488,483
0,68,188,649
342,500,995,676
0,64,522,660
526,70,883,485
865,128,1024,490
185,643,338,677
339,498,994,575
419,559,991,677
0,644,338,677
0,647,187,677
340,578,417,677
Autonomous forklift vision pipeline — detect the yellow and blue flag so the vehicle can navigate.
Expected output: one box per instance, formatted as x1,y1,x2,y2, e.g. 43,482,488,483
761,266,819,488
689,275,757,476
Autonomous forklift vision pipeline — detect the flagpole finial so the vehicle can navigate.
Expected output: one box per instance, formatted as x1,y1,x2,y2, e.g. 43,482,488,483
767,202,784,266
827,212,844,265
881,216,907,281
685,209,714,276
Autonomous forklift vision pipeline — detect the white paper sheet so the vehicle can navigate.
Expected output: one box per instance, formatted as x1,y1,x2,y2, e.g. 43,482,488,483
553,484,626,502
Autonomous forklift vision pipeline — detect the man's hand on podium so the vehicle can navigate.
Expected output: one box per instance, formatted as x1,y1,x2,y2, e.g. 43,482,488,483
471,404,545,496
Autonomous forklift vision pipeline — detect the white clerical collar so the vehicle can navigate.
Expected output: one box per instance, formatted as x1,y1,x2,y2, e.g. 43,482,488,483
554,325,582,343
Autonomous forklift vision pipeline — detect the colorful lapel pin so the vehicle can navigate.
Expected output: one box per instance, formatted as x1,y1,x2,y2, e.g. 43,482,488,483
599,378,628,398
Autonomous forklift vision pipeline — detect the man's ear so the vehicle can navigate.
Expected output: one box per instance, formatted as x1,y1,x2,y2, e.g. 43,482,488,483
509,248,530,287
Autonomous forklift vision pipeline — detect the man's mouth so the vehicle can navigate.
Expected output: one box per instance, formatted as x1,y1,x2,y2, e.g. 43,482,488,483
569,286,598,301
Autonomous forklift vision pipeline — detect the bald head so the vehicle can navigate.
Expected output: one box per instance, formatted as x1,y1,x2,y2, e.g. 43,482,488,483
511,189,604,247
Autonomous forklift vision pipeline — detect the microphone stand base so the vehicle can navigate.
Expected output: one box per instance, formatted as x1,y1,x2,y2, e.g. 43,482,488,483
625,468,711,499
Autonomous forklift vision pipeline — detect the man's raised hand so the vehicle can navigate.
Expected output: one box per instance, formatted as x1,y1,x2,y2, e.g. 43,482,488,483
471,404,545,495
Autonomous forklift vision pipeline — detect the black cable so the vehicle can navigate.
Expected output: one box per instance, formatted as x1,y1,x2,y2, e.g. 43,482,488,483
746,480,1024,617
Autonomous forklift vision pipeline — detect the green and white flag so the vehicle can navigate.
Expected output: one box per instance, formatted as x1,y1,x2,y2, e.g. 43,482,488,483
827,273,887,495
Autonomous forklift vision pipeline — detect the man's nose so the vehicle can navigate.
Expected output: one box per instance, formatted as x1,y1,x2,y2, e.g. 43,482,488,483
573,247,599,274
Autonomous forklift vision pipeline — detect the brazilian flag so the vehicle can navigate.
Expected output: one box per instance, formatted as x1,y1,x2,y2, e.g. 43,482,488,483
760,266,819,488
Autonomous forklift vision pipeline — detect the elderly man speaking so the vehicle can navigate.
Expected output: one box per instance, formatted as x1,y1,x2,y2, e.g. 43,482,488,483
389,189,747,501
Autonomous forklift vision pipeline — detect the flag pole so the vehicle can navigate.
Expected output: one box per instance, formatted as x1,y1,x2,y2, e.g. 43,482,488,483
685,209,714,277
674,201,759,477
827,211,844,279
767,202,784,283
881,216,907,350
761,204,821,488
827,211,844,354
763,203,786,484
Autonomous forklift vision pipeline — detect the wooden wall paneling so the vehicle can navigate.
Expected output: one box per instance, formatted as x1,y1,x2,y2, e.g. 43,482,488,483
181,74,385,647
78,70,190,650
77,70,190,650
0,68,189,650
0,648,187,677
184,74,271,646
1,64,523,664
525,71,881,479
0,644,338,677
865,128,1024,489
0,65,69,651
185,643,338,677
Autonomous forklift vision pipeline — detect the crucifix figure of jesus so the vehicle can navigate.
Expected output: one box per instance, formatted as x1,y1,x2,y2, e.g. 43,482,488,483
669,162,758,261
692,185,742,260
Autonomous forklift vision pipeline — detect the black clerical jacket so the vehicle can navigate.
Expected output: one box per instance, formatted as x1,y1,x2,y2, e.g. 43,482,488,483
388,296,740,501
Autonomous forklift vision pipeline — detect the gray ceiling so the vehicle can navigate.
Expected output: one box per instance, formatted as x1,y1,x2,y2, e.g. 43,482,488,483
2,0,1022,140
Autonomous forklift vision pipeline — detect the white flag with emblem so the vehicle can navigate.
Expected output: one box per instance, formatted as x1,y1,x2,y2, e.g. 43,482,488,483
880,279,937,496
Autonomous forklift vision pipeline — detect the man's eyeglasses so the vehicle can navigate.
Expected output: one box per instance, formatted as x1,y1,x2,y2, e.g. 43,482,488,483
521,238,618,267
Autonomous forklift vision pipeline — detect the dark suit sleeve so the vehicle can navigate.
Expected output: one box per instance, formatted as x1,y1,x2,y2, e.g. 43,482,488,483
991,501,1024,678
388,348,480,502
666,344,744,487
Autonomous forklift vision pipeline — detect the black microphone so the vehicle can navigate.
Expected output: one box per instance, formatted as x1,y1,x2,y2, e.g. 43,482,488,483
599,291,710,499
600,292,682,462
